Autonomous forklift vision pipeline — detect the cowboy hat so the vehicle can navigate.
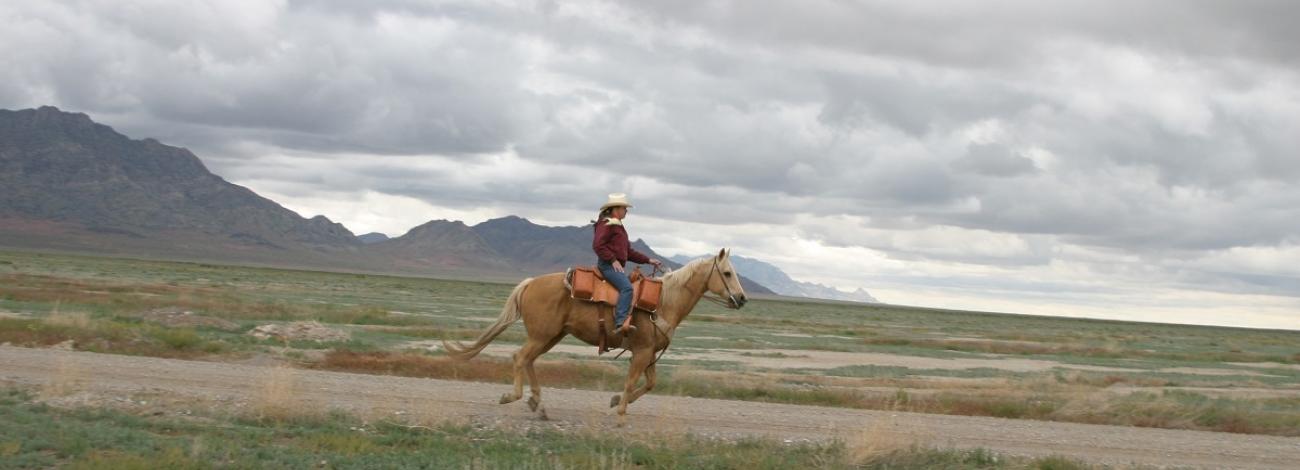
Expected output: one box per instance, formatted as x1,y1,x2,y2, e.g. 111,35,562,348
600,193,633,211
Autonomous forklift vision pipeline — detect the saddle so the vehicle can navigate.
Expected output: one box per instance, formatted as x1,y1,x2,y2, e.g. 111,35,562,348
566,265,664,354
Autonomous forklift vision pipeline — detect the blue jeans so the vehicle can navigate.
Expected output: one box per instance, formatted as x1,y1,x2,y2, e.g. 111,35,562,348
597,260,634,327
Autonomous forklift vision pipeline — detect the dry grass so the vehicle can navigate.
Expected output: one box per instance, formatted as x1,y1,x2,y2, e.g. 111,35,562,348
845,418,915,465
42,355,85,398
0,441,20,457
0,314,215,358
313,350,625,390
0,273,427,326
864,337,1127,358
862,336,1298,364
252,366,313,422
1053,370,1170,388
44,308,93,330
343,355,1286,436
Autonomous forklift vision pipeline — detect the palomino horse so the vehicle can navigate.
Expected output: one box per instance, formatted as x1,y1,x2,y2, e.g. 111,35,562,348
443,248,748,418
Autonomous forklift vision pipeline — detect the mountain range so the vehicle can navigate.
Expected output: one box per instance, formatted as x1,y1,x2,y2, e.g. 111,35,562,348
669,255,878,303
0,106,880,301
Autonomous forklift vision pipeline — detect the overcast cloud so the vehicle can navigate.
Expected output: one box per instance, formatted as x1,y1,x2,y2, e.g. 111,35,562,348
3,0,1298,329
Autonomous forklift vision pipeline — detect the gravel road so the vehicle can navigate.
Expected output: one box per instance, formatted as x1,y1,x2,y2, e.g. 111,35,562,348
3,346,1297,469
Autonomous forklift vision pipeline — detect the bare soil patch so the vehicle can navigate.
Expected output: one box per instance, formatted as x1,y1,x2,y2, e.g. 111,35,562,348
140,307,241,331
1228,362,1300,372
248,321,350,342
1158,367,1282,377
0,310,30,319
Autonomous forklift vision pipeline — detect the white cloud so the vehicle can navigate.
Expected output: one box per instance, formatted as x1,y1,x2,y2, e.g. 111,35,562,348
3,0,1299,329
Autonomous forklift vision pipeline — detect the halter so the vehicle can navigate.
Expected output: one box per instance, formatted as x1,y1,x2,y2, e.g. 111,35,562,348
701,256,741,309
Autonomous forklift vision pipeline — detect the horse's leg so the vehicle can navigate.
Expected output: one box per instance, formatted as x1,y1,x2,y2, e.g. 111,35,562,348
525,333,565,418
500,338,548,405
609,363,657,408
615,351,654,417
627,364,657,405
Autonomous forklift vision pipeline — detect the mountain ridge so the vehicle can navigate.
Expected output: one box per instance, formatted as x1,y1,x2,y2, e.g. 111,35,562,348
0,106,359,250
670,254,877,303
0,106,774,294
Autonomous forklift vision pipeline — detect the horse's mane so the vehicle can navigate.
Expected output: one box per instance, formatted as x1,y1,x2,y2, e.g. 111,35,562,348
660,257,710,309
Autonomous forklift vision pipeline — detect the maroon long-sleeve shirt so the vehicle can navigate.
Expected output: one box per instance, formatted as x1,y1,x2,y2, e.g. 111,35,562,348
592,219,650,265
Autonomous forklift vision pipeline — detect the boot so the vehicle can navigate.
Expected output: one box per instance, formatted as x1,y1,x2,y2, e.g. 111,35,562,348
609,321,636,335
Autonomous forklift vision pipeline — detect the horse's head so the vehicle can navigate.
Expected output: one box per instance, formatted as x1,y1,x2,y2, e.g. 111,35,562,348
705,248,747,309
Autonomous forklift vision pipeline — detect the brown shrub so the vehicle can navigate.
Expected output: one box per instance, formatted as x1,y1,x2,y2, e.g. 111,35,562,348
862,337,1124,358
313,350,624,390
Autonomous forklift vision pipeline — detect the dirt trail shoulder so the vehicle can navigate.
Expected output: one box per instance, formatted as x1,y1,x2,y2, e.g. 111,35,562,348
2,346,1297,469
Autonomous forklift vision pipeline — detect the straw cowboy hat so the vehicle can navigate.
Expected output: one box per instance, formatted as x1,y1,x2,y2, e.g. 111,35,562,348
600,193,634,211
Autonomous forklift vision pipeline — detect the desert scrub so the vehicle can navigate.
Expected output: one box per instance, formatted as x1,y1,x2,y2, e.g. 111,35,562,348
0,387,1103,469
1068,390,1300,436
144,326,203,350
312,349,628,390
0,316,224,358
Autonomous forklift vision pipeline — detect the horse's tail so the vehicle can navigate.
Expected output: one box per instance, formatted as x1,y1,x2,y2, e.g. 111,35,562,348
442,277,533,361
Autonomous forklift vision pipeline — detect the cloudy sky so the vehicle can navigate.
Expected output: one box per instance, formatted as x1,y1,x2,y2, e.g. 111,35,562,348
4,0,1299,329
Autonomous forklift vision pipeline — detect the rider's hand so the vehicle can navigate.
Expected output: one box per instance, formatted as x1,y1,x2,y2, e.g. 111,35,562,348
649,258,663,267
613,261,625,273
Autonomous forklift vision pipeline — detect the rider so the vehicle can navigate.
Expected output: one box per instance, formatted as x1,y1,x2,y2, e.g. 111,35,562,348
592,193,662,335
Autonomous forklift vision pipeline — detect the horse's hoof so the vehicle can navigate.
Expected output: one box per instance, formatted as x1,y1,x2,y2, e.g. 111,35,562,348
527,396,540,412
499,393,518,404
536,406,549,421
609,394,622,408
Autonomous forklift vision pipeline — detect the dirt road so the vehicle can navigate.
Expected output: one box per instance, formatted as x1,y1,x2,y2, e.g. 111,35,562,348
3,346,1297,469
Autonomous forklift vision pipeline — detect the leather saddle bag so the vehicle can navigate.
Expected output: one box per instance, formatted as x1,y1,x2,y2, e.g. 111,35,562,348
568,266,662,313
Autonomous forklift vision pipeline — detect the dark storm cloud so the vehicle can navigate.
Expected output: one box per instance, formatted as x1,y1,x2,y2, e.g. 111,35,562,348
626,0,1300,68
3,0,1299,310
1,1,536,157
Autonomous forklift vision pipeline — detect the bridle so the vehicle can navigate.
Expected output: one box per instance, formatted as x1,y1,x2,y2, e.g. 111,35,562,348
616,256,740,366
701,256,742,309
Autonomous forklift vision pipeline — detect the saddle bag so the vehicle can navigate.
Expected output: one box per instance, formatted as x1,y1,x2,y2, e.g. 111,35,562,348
568,266,661,313
635,277,662,313
571,267,600,300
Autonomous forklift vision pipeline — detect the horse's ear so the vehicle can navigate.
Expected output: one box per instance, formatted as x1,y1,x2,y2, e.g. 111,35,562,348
718,248,726,259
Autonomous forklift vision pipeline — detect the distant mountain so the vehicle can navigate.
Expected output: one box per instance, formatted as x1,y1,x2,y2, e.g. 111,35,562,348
0,106,359,261
356,232,390,244
0,106,773,293
794,283,879,304
471,216,593,273
670,254,877,303
363,220,512,270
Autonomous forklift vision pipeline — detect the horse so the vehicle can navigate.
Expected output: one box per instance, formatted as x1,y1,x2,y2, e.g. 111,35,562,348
443,248,748,418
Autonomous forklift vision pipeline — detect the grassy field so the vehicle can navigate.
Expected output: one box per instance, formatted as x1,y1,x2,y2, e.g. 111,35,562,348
2,249,1298,439
0,387,1111,469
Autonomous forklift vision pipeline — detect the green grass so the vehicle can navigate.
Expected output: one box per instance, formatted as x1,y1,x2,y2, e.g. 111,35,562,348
4,249,1296,368
0,387,1107,469
1,249,1298,437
